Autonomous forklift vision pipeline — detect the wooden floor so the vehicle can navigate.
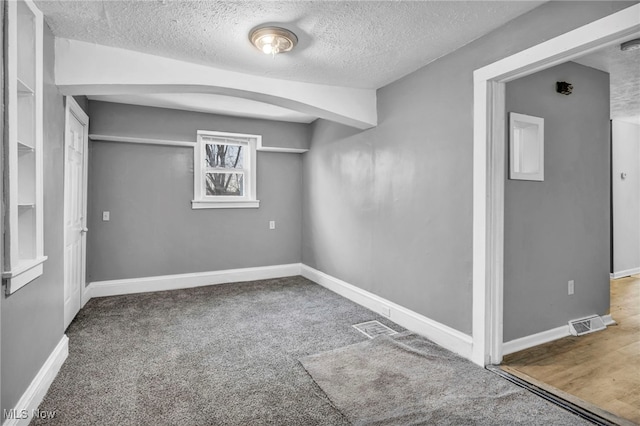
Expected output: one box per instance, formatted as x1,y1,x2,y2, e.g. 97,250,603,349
502,274,640,425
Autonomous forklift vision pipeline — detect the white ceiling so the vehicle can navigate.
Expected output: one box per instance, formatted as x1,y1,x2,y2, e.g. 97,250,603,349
573,40,640,124
37,0,544,122
37,1,543,89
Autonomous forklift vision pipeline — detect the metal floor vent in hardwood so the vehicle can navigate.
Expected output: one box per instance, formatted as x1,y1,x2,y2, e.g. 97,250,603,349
568,315,606,336
353,320,398,339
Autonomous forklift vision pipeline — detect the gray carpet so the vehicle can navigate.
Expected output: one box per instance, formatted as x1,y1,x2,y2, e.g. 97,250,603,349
300,332,590,425
32,276,587,425
33,276,398,425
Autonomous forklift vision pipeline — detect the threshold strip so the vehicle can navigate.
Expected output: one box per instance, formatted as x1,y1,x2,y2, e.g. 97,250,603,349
486,365,617,426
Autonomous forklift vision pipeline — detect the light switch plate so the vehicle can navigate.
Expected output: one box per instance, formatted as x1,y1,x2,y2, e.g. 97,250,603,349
102,211,110,221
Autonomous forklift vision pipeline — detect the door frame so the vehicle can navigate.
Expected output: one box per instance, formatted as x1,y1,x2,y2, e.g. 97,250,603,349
471,4,640,366
63,96,89,328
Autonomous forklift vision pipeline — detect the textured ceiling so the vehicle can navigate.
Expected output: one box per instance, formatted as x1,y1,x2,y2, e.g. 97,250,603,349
36,0,543,90
573,40,640,122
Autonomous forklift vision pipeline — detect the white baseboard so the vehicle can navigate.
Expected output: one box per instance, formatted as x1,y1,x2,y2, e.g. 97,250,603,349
300,264,474,360
503,325,569,356
86,264,302,300
85,263,473,359
3,335,69,426
602,314,616,326
611,266,640,279
503,314,616,356
81,283,91,308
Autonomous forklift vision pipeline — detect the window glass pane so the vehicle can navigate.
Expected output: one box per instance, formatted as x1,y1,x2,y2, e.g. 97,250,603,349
205,173,244,196
205,144,244,169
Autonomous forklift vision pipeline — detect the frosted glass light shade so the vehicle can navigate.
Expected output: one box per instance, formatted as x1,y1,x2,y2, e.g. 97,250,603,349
250,26,298,56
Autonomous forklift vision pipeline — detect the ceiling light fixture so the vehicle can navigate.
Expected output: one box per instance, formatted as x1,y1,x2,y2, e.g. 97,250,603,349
249,26,297,57
620,38,640,52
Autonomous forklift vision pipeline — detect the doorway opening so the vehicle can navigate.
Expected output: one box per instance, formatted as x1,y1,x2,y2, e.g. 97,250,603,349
472,4,640,424
500,42,639,422
471,1,639,366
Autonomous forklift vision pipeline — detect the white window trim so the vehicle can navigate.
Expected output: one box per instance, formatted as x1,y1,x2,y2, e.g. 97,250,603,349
192,130,260,209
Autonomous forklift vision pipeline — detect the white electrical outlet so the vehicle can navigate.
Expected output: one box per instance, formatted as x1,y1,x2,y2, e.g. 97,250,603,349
269,220,276,230
568,280,574,295
102,211,110,221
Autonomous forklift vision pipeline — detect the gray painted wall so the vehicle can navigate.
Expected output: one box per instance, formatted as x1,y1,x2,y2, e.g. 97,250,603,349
612,120,640,275
503,62,610,341
87,102,304,282
302,2,633,335
2,24,66,415
89,101,309,151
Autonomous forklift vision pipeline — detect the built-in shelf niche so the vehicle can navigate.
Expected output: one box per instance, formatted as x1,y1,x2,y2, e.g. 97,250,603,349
17,0,36,89
2,0,46,295
18,151,36,205
18,91,35,146
18,209,36,260
509,112,545,182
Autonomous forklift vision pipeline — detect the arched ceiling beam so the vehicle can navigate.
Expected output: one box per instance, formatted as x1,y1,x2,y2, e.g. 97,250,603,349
55,38,377,130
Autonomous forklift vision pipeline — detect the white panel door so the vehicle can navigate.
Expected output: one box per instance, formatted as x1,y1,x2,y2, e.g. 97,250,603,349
64,97,89,330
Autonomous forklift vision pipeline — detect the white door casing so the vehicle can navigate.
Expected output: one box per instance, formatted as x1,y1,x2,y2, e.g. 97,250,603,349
64,97,89,330
472,4,640,366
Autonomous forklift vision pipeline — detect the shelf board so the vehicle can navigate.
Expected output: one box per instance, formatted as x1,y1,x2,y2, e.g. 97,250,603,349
2,256,48,278
3,256,48,295
18,203,36,209
17,78,35,96
18,140,35,152
89,133,195,148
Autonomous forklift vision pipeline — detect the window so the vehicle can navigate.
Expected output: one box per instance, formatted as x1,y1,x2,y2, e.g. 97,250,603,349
192,131,260,209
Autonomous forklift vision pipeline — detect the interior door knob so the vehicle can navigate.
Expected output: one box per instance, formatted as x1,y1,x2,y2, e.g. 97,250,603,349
81,228,88,233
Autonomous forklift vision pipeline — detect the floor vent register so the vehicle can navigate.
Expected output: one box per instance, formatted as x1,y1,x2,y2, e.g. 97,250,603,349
568,315,607,336
353,320,398,339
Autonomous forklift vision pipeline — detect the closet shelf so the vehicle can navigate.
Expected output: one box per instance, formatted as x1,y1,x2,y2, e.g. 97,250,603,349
17,78,35,95
18,140,35,152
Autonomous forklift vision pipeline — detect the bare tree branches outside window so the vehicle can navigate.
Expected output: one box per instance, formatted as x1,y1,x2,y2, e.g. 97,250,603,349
205,143,244,196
